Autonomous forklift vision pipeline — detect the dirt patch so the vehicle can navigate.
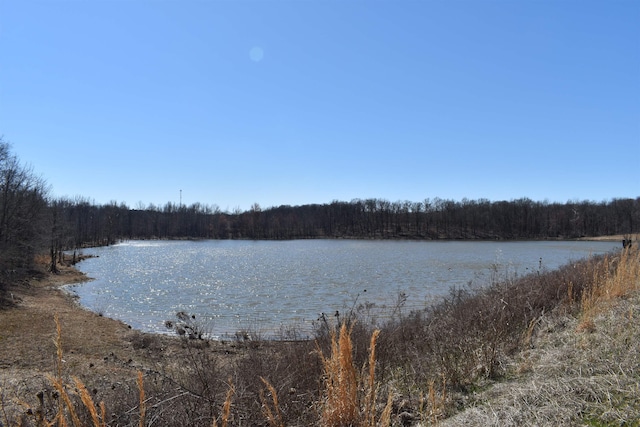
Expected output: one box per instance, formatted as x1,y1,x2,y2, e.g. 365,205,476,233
1,264,134,369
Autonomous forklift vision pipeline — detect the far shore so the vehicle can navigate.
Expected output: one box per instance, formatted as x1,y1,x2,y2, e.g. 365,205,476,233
577,233,638,242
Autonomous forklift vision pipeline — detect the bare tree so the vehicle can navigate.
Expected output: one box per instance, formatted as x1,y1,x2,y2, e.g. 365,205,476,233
0,139,49,276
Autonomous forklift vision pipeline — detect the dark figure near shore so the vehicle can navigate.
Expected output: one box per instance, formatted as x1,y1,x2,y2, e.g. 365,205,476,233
623,239,633,248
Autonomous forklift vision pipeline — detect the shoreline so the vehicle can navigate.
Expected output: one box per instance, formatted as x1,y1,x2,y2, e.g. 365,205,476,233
1,243,638,425
103,234,638,245
576,233,638,242
0,262,232,408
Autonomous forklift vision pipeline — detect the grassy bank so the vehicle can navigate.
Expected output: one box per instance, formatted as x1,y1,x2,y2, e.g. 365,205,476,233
1,246,638,426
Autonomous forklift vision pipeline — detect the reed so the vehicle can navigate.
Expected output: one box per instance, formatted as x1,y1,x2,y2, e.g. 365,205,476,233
319,322,359,427
363,329,380,427
23,316,114,427
426,375,447,425
318,322,392,427
212,380,234,427
52,313,73,427
72,377,104,427
378,393,393,427
137,371,145,427
49,317,108,427
259,377,284,427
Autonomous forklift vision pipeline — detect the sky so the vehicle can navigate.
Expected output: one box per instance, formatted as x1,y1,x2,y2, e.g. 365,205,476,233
1,0,638,212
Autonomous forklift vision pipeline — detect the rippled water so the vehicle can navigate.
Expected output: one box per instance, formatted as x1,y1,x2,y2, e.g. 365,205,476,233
66,239,619,339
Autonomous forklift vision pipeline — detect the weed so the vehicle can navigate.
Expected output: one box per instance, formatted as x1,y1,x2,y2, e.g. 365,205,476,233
578,247,640,331
212,379,234,427
165,311,209,340
423,376,448,425
318,322,358,426
137,371,145,427
259,377,284,427
318,322,392,427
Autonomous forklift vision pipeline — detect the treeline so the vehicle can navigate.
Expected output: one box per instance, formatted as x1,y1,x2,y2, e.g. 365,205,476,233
56,196,639,246
1,139,638,276
0,142,49,273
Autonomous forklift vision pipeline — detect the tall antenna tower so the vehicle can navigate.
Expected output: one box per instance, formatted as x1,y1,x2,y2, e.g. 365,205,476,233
180,189,182,207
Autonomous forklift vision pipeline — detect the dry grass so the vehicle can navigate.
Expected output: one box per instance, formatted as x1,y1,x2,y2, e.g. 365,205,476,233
319,322,359,426
73,377,106,427
441,246,640,426
212,380,234,427
579,247,640,331
11,316,228,427
259,377,284,427
136,371,145,427
318,322,393,427
425,375,447,425
363,330,380,427
441,294,640,426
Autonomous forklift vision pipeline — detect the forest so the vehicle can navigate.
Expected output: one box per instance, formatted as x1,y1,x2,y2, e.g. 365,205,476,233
1,140,638,275
56,195,638,244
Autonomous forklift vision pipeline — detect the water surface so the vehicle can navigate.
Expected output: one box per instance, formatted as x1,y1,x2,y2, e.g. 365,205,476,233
67,240,619,338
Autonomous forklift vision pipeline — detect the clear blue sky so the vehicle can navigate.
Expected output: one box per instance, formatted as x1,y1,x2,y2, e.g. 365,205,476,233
1,0,638,212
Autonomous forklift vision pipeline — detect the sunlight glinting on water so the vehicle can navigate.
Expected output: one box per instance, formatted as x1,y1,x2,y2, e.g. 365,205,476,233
66,240,619,339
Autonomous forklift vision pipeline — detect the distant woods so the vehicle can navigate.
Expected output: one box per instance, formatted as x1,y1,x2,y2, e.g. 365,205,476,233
58,196,639,245
0,139,639,276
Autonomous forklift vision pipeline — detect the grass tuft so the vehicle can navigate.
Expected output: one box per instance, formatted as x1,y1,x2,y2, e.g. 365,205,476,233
426,375,447,425
318,322,391,427
319,322,359,427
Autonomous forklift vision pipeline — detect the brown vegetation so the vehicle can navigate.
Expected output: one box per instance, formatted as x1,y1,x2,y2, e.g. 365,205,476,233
1,245,639,426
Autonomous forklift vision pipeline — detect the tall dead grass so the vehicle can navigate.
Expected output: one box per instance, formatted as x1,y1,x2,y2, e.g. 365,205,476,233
259,377,284,427
212,380,234,427
33,314,115,427
318,322,392,427
579,246,640,331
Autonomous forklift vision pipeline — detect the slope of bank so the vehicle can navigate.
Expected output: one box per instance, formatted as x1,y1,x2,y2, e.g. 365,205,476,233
442,245,640,426
442,291,640,426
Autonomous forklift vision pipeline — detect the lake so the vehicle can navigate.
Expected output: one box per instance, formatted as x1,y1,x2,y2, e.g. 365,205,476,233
66,239,619,339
